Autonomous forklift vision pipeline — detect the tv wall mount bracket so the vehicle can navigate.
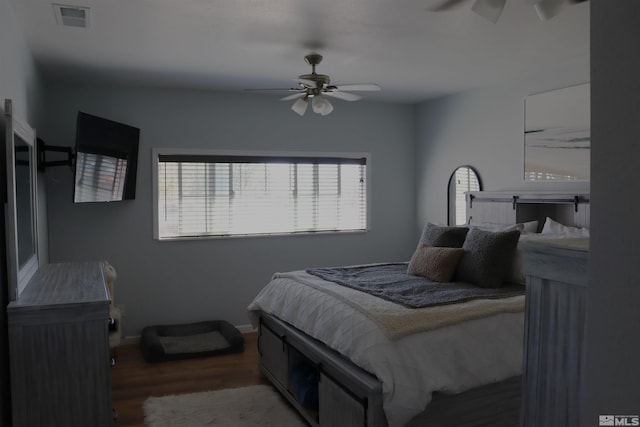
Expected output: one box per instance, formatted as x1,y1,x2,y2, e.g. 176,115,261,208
37,138,75,172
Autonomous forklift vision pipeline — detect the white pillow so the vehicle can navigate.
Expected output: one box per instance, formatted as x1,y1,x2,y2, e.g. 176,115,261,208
470,220,538,234
510,220,539,234
541,217,589,237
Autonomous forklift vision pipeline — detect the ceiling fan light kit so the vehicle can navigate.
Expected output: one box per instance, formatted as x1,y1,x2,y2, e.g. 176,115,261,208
247,53,381,117
471,0,507,23
532,0,566,21
431,0,587,23
312,96,334,116
291,97,309,116
289,94,334,117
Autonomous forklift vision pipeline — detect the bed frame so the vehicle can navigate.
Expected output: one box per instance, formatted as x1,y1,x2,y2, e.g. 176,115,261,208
257,312,523,427
466,191,590,229
257,190,590,427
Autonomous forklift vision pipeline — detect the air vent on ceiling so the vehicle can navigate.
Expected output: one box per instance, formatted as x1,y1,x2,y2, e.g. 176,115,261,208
53,4,90,28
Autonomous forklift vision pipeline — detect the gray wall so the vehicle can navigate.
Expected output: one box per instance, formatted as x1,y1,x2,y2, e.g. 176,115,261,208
584,0,640,421
414,1,640,419
0,0,44,424
415,67,590,228
42,83,417,337
0,0,48,270
0,2,41,123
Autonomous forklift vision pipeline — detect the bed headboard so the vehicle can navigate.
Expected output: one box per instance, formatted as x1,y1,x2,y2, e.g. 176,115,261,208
466,191,590,231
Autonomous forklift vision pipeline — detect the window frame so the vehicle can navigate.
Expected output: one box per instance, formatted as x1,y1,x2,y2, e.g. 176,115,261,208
152,148,371,241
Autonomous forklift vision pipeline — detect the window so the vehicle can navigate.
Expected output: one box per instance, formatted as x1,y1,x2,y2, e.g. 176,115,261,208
153,150,368,239
447,166,481,226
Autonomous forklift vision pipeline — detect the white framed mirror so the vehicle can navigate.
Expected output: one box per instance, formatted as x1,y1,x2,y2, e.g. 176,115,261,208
5,99,39,300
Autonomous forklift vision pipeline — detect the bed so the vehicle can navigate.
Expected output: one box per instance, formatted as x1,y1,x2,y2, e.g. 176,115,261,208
247,191,590,427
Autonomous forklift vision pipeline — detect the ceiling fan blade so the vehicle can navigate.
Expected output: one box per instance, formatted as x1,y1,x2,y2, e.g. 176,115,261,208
426,0,470,11
297,78,318,88
281,93,306,101
244,88,300,93
324,91,362,102
333,84,381,92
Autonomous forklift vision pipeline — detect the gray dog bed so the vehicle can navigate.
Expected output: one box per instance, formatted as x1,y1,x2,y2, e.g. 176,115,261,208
140,320,244,362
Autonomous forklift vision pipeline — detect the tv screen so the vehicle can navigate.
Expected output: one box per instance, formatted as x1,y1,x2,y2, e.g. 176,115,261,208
73,111,140,203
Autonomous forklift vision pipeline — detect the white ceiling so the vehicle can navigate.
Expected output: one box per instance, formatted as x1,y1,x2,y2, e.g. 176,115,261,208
9,0,589,103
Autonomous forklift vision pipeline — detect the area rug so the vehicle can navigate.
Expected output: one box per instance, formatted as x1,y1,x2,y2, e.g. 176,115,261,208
143,384,307,427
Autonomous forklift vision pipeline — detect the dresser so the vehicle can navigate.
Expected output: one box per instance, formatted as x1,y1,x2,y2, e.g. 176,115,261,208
7,262,112,427
519,239,589,427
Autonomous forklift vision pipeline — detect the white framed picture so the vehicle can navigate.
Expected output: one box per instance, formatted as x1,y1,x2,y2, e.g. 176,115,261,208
524,83,590,181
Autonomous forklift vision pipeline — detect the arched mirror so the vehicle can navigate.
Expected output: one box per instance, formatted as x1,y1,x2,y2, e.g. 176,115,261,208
448,165,481,226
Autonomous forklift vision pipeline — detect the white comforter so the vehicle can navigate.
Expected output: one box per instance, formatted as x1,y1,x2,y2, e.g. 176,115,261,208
247,271,524,427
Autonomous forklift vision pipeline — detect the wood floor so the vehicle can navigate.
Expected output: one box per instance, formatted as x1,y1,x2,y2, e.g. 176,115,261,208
111,332,268,427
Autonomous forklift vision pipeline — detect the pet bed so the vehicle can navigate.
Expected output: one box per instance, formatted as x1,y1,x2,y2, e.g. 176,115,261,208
140,320,244,362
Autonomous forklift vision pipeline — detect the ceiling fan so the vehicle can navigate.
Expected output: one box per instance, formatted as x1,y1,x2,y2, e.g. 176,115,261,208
427,0,588,23
247,53,381,116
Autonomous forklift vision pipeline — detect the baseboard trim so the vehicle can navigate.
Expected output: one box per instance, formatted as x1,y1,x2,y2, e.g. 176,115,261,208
121,335,140,345
236,324,257,334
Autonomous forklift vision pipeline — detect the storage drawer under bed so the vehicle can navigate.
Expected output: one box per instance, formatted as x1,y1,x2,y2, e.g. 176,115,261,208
258,320,288,387
319,372,366,427
257,315,385,427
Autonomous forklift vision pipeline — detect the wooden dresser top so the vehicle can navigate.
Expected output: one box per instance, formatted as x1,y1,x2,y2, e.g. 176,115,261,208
8,261,109,310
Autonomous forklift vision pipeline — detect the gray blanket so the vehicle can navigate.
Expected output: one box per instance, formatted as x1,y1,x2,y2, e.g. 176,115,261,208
306,263,524,309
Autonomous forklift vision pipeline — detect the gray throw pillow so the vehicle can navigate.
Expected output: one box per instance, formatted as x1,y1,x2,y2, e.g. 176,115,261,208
419,223,469,248
455,227,520,288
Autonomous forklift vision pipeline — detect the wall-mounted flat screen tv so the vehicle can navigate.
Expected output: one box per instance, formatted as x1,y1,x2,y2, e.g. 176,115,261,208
73,111,140,203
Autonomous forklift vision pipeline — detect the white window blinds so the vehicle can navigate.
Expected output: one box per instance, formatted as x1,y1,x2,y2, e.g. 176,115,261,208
156,154,367,239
